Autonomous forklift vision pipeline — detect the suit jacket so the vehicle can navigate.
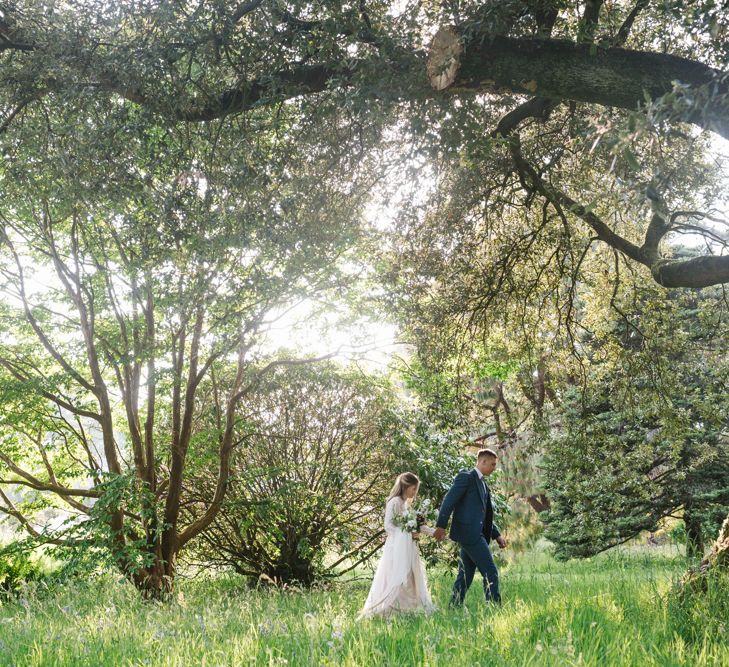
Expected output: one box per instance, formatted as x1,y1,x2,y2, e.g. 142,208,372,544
436,469,501,545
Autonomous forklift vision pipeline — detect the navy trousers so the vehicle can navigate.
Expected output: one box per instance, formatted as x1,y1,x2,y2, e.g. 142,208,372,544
450,537,501,605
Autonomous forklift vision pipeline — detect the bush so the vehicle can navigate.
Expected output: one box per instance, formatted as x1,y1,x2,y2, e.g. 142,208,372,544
0,551,47,596
184,364,398,585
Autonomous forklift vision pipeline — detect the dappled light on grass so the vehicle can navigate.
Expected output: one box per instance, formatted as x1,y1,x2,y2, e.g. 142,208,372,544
0,548,727,666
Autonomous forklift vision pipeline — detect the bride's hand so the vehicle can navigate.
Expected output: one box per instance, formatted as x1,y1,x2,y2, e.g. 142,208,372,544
411,532,420,540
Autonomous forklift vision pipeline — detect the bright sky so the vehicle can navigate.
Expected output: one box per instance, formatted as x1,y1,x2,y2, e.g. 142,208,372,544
2,245,406,373
258,193,410,371
259,299,402,371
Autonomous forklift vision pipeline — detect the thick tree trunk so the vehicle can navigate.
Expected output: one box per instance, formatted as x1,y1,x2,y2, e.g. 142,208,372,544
124,543,177,600
684,510,705,560
103,33,729,142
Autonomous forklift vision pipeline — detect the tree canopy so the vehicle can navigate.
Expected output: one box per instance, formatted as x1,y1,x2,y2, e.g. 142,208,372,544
2,0,728,288
0,84,374,595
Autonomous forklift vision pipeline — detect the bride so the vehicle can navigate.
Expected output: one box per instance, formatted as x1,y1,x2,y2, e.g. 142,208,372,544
359,472,436,618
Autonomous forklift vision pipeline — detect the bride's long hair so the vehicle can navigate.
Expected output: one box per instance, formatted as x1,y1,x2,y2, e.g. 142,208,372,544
387,472,420,501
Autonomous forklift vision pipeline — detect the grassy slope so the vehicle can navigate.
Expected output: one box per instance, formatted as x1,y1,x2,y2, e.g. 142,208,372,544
0,548,726,667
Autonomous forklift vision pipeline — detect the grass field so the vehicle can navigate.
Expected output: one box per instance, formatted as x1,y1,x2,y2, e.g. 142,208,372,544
0,546,726,666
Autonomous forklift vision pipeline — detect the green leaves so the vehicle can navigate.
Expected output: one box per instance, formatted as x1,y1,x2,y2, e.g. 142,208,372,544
185,362,396,584
543,287,729,560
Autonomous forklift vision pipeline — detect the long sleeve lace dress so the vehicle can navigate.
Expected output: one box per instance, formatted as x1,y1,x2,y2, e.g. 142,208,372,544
359,496,436,618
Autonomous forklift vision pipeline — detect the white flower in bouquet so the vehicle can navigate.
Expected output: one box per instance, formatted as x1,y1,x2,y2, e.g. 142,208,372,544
393,506,419,532
393,498,438,532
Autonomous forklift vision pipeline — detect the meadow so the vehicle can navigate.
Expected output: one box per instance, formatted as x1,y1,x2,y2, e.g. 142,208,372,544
1,545,726,667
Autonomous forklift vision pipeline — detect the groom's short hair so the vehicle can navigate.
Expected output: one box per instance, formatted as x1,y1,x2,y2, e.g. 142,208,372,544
477,448,498,461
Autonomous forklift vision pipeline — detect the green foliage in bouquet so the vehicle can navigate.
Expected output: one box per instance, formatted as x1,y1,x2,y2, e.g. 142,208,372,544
392,498,439,533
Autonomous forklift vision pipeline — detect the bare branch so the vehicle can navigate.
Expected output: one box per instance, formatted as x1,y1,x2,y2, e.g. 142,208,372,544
508,135,729,287
614,0,650,47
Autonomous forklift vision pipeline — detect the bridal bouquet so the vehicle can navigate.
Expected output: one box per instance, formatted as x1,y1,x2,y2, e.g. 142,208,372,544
393,498,439,532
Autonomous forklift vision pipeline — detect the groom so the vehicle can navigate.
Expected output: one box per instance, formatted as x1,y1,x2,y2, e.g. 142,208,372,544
433,448,507,606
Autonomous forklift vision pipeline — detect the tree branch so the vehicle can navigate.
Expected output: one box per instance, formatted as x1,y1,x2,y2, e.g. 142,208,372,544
230,0,266,24
432,34,729,140
0,95,38,134
641,193,672,262
650,255,729,288
579,0,604,43
92,31,728,141
508,136,644,262
614,0,650,47
0,355,103,423
508,135,729,287
2,232,97,394
0,450,100,497
6,13,728,139
492,96,560,138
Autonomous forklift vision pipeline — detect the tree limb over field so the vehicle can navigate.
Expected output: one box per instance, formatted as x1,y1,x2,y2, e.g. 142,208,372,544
1,6,727,138
508,135,729,288
427,31,729,141
2,2,727,291
80,35,729,142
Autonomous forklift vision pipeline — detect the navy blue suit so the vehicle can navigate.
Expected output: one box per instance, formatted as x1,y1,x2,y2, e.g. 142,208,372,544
436,469,502,604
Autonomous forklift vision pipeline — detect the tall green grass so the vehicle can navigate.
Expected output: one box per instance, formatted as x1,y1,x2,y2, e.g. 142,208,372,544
0,547,726,666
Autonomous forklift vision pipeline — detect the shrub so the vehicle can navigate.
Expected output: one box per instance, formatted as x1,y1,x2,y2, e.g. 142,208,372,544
0,551,46,596
184,364,398,585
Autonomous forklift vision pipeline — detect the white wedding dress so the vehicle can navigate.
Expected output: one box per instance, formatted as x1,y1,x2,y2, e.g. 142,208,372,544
359,496,436,618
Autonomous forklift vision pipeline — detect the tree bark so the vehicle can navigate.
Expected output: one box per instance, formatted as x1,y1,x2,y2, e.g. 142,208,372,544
706,514,729,570
3,6,729,137
678,513,729,599
428,33,729,140
684,509,705,560
527,493,551,513
72,32,729,141
3,15,729,139
651,255,729,288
